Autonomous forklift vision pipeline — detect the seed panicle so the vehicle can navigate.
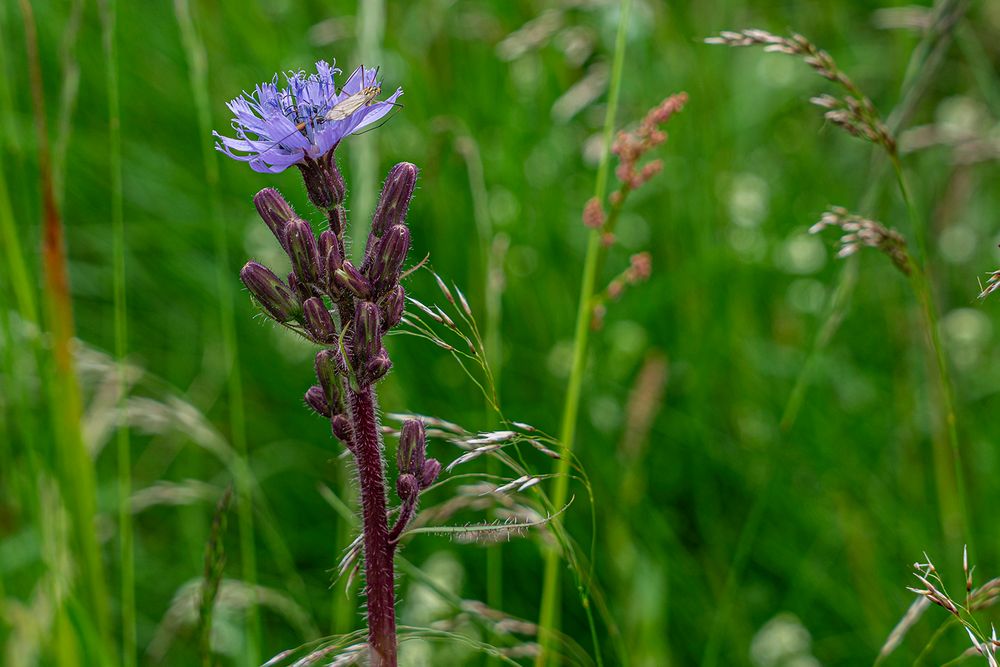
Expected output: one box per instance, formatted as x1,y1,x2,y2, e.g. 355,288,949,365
810,206,911,275
706,29,895,154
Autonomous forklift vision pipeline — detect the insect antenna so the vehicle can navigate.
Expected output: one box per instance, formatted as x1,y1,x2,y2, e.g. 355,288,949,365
352,104,404,136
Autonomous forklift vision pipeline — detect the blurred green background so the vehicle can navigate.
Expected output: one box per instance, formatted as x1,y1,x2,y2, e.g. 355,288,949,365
3,0,1000,665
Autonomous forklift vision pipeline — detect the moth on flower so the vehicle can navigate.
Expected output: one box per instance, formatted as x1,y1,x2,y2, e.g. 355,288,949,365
214,61,402,173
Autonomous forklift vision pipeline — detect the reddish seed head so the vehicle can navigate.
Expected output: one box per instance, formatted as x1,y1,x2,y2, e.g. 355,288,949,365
582,197,605,229
628,252,652,282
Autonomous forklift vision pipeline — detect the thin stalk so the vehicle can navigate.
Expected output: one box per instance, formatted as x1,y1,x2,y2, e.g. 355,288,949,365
98,0,135,663
346,385,397,666
954,20,1000,118
891,155,971,556
0,0,21,156
911,617,957,666
0,134,37,326
484,235,505,659
171,1,259,662
456,132,506,652
536,0,632,664
18,0,111,657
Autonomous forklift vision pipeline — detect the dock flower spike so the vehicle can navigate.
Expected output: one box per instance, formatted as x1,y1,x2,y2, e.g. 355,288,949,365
214,61,402,173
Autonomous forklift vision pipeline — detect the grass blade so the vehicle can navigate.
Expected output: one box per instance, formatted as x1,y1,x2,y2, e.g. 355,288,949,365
171,0,258,661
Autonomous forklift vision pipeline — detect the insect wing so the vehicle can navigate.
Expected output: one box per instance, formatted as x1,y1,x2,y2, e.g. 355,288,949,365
325,84,381,121
325,92,372,121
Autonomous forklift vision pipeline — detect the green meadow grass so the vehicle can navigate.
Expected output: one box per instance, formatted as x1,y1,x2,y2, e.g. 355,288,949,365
2,0,1000,665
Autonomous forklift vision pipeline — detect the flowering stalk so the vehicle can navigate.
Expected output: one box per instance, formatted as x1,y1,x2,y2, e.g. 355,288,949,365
217,62,436,666
534,14,688,665
537,80,686,663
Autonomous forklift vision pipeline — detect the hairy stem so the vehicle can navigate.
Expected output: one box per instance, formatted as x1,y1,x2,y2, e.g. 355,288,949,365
347,385,398,666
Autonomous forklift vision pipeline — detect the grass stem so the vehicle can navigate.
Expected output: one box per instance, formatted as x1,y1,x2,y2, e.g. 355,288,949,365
891,155,972,556
98,0,135,663
18,0,111,658
536,1,632,664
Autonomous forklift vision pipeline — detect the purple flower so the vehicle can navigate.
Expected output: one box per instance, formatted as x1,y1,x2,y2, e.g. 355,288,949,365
214,61,403,174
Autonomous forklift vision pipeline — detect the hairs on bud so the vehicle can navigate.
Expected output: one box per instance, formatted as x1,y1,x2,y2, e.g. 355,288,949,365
254,188,295,249
284,219,322,285
305,385,332,418
240,261,301,323
296,151,346,210
371,162,419,236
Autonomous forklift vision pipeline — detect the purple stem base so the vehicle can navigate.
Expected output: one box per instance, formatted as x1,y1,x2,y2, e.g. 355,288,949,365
347,384,398,666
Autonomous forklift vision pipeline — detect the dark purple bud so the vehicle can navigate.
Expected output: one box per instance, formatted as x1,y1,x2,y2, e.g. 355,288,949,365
396,473,419,502
331,414,353,446
254,188,295,249
368,225,410,294
371,162,418,236
304,385,331,418
397,419,426,475
314,350,344,414
367,352,392,382
354,301,382,365
419,458,441,489
382,285,405,331
287,272,312,303
303,297,336,343
284,219,321,285
296,152,345,210
333,261,371,299
240,261,300,322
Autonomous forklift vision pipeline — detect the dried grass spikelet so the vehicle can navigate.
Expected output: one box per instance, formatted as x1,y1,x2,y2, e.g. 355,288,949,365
885,549,1000,665
809,206,911,275
978,270,1000,300
706,29,896,155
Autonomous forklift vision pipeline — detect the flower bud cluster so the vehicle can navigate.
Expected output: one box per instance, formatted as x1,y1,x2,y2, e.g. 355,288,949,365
389,419,440,542
240,159,420,443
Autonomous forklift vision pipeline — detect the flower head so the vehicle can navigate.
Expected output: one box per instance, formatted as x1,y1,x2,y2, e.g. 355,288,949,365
215,61,402,173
